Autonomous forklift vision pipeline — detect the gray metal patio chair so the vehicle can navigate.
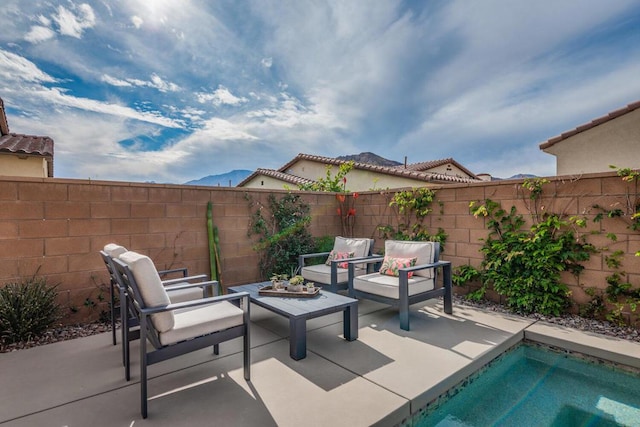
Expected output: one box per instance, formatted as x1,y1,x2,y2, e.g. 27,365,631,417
299,237,376,292
101,244,214,377
347,240,453,331
113,251,250,419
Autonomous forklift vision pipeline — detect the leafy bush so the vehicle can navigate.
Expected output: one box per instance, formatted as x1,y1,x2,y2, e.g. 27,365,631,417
468,198,593,316
0,276,60,344
247,193,316,278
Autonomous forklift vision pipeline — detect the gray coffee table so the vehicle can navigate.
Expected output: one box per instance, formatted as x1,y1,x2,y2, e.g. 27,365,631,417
228,282,358,360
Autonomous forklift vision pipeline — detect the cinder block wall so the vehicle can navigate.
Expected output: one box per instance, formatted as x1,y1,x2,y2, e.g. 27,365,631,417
1,171,638,324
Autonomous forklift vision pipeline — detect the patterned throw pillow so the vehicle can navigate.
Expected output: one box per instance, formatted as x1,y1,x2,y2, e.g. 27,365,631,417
379,256,418,278
325,250,355,268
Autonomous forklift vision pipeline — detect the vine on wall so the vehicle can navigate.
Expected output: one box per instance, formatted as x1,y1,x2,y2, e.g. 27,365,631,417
377,187,447,248
458,178,594,317
246,192,315,279
590,166,640,325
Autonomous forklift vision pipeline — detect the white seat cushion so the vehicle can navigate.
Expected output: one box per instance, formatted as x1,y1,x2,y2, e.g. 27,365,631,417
301,264,367,285
159,301,244,346
384,240,436,278
119,251,174,333
353,272,435,299
104,243,127,258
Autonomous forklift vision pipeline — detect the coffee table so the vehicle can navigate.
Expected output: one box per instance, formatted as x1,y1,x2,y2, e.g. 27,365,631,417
228,282,358,360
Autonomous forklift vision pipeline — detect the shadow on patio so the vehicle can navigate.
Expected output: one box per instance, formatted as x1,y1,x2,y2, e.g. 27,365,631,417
0,299,535,427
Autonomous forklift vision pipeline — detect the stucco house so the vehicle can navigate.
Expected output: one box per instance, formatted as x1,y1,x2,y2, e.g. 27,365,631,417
238,153,480,191
0,98,54,178
540,100,640,176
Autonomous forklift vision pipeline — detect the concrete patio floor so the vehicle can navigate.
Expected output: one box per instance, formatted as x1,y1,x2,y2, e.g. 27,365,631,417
1,298,639,427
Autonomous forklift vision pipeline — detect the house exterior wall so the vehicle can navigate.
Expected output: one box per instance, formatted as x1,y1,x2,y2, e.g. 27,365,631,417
0,155,48,178
424,163,471,178
1,172,638,325
241,175,290,189
543,109,640,175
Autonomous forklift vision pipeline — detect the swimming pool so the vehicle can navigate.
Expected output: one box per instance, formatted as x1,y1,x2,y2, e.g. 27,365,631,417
408,343,640,426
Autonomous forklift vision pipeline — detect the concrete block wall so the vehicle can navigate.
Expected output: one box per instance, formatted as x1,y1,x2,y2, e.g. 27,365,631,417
1,170,639,324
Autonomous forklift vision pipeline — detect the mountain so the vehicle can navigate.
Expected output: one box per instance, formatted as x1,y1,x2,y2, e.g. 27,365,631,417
184,169,252,187
336,152,401,167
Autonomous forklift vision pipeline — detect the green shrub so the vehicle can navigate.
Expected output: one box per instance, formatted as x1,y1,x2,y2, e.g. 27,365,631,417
0,277,60,344
246,193,316,278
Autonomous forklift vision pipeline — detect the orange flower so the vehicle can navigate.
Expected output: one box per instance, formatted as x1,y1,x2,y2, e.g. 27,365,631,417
347,208,356,216
336,194,346,203
337,208,342,215
352,192,359,199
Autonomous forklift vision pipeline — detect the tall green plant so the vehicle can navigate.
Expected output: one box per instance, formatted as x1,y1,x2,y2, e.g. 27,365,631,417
467,194,593,316
246,193,315,278
0,276,60,343
377,187,447,246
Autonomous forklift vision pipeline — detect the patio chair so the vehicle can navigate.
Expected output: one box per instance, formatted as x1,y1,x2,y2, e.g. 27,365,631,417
101,244,215,376
113,251,250,419
298,237,375,292
347,240,452,331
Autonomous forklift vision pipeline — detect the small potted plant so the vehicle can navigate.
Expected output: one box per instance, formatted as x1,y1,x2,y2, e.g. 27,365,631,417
305,282,315,293
287,275,305,292
270,273,288,290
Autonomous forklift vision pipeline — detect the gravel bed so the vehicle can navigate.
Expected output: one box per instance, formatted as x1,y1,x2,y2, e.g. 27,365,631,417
1,297,638,353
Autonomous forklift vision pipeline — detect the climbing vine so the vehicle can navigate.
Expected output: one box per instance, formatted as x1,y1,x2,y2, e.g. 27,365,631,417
590,166,640,325
458,178,594,317
246,192,315,279
377,187,447,248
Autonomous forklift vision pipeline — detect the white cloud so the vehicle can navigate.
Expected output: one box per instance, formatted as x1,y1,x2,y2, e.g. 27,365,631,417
197,86,248,106
101,72,179,92
261,57,273,68
101,74,133,87
131,16,143,29
24,25,56,44
0,49,58,83
53,4,96,39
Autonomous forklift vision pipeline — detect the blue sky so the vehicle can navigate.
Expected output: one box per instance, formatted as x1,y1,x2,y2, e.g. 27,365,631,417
1,1,639,183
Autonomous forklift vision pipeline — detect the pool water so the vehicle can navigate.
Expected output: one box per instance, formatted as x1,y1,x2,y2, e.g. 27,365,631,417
411,344,640,427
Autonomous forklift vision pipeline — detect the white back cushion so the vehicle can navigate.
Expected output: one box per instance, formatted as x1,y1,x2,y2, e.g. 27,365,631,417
103,243,127,258
333,237,371,258
119,251,174,333
384,240,436,278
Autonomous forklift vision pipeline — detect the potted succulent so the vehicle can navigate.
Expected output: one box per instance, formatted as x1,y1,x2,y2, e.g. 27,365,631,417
305,281,316,293
270,273,288,290
287,275,305,292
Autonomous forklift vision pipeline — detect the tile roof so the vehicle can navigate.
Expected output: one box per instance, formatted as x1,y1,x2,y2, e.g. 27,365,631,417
400,157,479,179
540,100,640,150
237,168,316,187
279,153,481,184
0,97,55,177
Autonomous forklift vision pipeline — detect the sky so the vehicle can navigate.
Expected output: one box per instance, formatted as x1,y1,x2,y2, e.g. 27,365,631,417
1,1,639,183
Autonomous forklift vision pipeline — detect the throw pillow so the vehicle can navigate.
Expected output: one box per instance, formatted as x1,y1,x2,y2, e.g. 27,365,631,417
379,256,417,278
325,250,354,268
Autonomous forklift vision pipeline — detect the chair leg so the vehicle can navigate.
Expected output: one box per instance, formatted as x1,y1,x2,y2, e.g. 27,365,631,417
243,326,250,381
140,316,148,419
110,282,117,345
213,344,219,355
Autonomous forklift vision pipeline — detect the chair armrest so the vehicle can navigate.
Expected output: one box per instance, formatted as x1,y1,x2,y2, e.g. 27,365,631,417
300,252,331,259
161,274,207,285
400,260,451,274
140,292,249,314
158,267,188,277
299,252,331,268
164,280,219,294
347,255,384,266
